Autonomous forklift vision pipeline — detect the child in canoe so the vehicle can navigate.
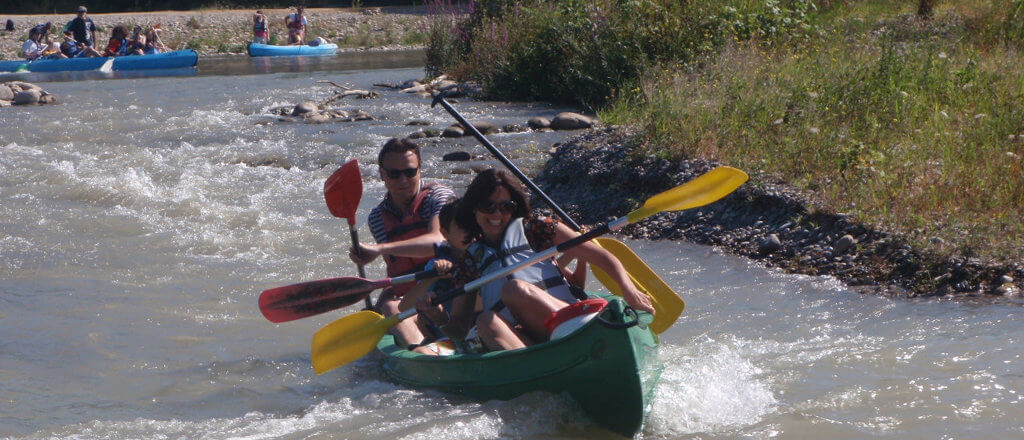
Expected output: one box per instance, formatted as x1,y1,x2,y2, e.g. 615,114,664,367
23,23,66,61
60,29,101,57
103,25,142,56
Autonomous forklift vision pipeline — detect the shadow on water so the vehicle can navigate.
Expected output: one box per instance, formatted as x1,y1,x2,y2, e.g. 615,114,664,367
0,49,425,83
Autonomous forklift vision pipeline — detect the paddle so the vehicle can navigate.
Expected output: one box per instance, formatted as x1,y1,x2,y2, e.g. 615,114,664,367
325,159,374,309
311,166,748,374
259,268,440,323
431,94,684,334
98,57,114,72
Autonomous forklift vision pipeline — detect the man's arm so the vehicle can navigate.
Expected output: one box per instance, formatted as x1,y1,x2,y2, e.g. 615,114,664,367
352,215,444,264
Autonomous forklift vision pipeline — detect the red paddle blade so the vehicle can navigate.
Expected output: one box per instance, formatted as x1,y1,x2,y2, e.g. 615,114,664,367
324,159,362,225
258,276,383,323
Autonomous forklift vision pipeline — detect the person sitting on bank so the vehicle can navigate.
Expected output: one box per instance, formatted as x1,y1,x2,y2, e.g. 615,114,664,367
60,29,101,57
23,24,66,61
252,10,269,44
284,6,307,45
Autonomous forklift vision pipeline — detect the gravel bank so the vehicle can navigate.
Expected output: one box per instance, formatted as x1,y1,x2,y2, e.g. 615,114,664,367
536,127,1024,300
0,7,429,60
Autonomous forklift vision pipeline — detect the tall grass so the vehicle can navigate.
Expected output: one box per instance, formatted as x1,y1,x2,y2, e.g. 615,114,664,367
602,1,1024,260
423,0,1024,261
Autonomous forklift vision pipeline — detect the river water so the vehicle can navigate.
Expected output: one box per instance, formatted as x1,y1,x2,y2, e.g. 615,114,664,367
1,51,1022,439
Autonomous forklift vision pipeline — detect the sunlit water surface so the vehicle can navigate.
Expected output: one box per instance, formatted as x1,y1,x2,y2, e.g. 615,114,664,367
1,52,1022,439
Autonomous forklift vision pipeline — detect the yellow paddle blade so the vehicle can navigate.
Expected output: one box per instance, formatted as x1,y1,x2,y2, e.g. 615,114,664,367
592,237,683,334
627,167,749,223
311,311,398,374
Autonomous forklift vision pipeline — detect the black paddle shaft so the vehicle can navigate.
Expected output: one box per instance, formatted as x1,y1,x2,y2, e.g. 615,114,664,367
431,94,583,232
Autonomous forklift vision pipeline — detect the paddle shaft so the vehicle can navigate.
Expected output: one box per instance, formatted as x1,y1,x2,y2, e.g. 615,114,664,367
432,95,583,231
349,224,373,309
268,268,437,308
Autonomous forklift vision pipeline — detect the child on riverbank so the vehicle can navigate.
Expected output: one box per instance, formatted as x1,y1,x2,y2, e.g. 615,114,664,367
252,10,268,44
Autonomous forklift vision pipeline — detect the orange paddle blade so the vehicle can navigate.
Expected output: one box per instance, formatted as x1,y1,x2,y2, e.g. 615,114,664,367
324,159,362,225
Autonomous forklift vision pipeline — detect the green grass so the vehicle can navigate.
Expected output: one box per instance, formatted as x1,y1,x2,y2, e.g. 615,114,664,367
424,0,1024,262
600,1,1024,261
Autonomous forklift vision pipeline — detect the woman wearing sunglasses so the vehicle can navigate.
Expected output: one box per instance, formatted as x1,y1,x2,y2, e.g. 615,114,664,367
455,169,655,351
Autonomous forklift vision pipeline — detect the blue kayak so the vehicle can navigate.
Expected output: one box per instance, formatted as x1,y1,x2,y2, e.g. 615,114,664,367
0,50,198,73
247,42,337,57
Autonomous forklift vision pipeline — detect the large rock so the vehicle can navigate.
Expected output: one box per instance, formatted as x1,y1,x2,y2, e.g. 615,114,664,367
0,85,13,101
13,90,41,105
468,121,500,135
292,101,318,116
527,116,550,129
550,112,595,130
10,81,41,92
442,151,471,161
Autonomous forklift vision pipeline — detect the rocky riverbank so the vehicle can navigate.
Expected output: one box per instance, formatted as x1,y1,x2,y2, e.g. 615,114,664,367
0,7,428,60
536,127,1024,300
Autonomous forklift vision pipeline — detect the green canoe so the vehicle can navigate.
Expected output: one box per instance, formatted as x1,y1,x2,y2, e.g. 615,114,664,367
377,295,662,436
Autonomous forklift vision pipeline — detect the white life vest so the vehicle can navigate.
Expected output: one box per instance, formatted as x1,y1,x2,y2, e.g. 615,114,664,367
476,217,576,325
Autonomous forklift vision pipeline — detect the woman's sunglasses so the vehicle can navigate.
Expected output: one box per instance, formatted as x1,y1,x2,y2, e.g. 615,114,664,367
382,167,418,179
476,200,518,215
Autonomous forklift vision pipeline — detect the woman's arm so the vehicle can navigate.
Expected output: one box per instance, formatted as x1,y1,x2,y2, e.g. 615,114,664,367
552,222,655,314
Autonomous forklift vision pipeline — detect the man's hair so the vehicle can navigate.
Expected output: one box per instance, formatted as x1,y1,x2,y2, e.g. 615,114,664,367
377,137,421,166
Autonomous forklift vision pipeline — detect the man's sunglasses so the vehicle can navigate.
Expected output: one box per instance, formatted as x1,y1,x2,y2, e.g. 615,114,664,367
476,200,518,215
382,167,418,179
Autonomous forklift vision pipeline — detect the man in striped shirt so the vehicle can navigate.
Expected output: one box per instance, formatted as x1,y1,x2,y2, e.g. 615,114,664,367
350,138,455,347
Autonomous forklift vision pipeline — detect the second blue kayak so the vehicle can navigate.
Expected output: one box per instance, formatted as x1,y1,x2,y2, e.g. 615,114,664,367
247,42,338,57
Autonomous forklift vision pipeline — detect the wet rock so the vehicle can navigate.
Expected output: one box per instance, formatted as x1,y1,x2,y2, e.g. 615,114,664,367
503,124,527,133
528,116,551,129
37,93,57,105
1000,275,1014,284
13,90,40,105
550,112,595,130
469,163,490,173
442,126,465,138
407,130,429,139
0,100,10,107
451,166,472,175
306,113,332,123
406,120,432,126
442,151,471,161
292,101,318,116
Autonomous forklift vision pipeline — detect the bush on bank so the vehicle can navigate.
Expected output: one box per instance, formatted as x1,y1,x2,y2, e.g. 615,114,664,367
425,0,819,109
427,0,1024,263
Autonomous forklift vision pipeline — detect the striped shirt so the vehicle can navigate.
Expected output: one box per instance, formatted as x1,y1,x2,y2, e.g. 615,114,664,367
368,182,456,244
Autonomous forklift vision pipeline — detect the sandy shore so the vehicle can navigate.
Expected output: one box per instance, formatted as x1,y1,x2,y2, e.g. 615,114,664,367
0,7,430,60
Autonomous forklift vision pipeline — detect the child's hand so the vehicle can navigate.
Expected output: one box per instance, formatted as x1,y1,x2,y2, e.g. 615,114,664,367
416,292,448,325
432,259,454,276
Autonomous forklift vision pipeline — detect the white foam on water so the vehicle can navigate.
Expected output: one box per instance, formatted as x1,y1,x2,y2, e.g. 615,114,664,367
646,338,777,437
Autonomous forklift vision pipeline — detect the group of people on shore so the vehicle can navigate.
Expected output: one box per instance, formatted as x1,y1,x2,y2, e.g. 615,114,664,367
21,5,166,61
252,6,308,45
352,138,654,355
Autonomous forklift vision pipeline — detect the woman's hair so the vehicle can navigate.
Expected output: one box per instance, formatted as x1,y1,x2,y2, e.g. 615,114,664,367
455,168,530,240
111,25,128,39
